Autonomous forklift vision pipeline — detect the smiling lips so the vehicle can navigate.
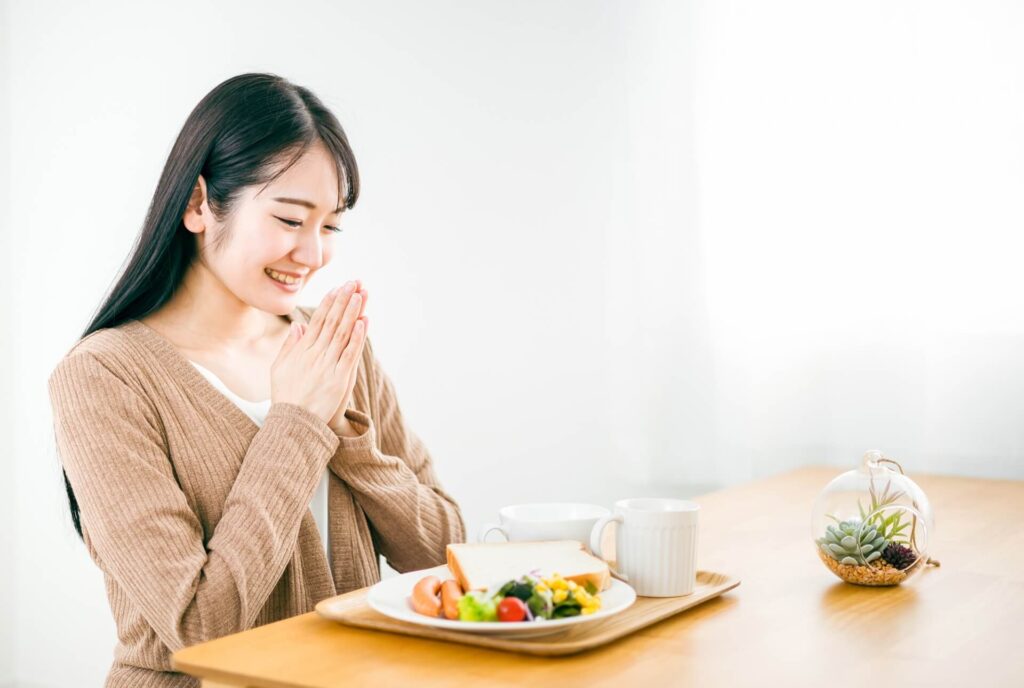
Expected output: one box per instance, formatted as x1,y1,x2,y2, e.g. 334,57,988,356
265,268,304,285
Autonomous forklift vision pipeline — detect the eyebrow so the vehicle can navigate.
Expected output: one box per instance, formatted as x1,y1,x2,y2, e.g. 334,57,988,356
272,197,345,214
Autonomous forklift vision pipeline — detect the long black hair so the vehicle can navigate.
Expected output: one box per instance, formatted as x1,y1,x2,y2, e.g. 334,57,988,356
62,73,361,540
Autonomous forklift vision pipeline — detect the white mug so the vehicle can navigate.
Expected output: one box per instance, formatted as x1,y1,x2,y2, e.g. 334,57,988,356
589,497,699,597
478,503,611,554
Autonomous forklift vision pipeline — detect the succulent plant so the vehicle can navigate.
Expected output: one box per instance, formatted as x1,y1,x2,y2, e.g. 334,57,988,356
859,478,913,542
818,518,887,566
881,542,917,570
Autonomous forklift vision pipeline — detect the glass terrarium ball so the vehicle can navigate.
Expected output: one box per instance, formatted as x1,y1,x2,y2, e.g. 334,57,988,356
811,450,934,586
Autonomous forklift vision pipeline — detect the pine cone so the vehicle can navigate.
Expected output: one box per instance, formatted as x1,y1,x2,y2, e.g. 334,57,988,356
881,542,916,570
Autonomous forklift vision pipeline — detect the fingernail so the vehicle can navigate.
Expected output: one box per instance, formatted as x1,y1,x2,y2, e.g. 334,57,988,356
344,281,355,293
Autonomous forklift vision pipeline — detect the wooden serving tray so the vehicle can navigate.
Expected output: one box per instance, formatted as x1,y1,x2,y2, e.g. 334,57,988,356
315,570,740,656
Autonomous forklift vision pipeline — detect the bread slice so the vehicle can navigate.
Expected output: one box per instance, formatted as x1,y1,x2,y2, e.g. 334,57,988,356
446,540,612,593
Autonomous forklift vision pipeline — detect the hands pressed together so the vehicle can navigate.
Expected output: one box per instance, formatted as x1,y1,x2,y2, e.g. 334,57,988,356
271,280,369,437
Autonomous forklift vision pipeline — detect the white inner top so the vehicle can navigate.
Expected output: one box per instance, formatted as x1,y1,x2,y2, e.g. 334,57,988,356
188,360,330,570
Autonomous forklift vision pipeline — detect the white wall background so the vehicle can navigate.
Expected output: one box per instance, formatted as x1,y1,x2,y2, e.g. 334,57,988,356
3,0,1023,685
1,1,15,685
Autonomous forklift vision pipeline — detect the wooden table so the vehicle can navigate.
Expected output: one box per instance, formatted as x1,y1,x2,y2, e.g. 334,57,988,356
172,466,1024,687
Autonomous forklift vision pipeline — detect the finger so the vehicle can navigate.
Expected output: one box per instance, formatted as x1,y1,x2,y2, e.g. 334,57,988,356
326,291,362,362
343,283,364,320
305,285,344,342
315,283,356,350
333,316,366,414
355,288,368,320
338,317,368,373
349,283,365,319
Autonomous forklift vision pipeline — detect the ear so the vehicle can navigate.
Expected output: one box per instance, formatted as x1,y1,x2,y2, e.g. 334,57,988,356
182,174,210,235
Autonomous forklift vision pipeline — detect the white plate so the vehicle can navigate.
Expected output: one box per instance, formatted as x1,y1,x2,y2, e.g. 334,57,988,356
366,564,637,638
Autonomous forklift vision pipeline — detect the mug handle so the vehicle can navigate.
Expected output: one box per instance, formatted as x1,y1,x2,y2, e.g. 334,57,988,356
589,514,629,582
477,522,510,543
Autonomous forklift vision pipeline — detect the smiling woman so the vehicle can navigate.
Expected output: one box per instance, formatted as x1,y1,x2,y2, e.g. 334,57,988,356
46,73,466,688
172,138,351,309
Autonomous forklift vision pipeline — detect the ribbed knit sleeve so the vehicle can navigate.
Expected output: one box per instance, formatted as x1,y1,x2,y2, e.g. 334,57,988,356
327,341,466,573
47,351,340,652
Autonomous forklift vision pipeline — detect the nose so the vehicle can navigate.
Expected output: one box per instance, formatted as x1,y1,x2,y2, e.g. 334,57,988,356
291,228,325,271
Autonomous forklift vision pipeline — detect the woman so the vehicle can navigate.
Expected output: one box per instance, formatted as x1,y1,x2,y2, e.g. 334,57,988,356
47,73,466,688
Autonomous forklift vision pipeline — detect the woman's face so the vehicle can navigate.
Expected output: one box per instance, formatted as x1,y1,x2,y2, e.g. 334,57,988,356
187,142,345,315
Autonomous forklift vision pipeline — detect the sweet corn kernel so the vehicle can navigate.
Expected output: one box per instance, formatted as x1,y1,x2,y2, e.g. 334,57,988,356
552,589,568,604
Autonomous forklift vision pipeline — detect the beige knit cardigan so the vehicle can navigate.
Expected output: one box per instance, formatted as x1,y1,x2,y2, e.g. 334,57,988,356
47,305,466,687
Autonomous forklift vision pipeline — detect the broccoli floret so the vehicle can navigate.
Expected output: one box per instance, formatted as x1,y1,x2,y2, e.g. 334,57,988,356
457,591,498,622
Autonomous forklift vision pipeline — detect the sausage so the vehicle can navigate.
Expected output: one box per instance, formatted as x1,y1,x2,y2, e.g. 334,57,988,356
440,579,464,620
410,575,443,617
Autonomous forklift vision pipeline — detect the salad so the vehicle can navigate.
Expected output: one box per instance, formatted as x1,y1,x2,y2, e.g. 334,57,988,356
409,570,602,622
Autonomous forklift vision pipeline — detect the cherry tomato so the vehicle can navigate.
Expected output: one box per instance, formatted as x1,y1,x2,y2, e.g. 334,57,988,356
497,596,528,622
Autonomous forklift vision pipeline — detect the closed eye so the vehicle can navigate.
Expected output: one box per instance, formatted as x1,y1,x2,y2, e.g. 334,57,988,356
276,217,343,233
